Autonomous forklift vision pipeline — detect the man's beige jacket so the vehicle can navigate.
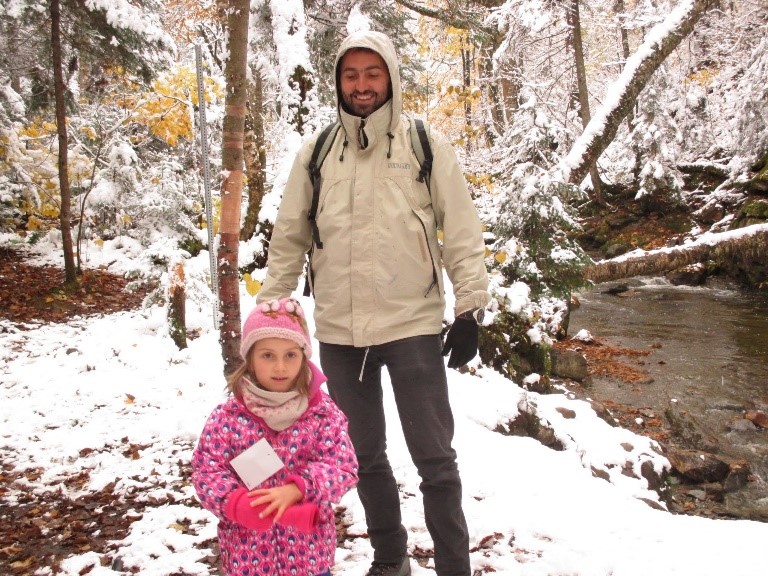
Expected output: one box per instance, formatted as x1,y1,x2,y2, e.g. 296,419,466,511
259,30,490,347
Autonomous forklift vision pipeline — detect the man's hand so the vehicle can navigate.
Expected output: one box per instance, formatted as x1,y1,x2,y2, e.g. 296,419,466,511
441,315,479,369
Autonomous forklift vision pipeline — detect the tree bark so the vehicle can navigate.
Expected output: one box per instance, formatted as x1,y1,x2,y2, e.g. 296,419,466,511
583,225,768,284
567,0,605,204
462,45,472,154
614,0,634,130
241,73,267,241
563,0,717,186
218,0,250,375
50,0,78,285
168,260,187,349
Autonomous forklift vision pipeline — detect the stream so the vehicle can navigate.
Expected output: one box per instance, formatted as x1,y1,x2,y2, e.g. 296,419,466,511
568,277,768,520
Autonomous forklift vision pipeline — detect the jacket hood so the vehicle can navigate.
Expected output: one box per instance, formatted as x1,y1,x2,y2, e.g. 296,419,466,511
335,30,402,133
307,359,326,406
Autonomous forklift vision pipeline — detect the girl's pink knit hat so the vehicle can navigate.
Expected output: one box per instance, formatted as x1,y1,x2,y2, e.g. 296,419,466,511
240,297,313,360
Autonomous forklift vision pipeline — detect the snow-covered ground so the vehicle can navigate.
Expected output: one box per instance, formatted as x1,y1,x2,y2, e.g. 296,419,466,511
2,236,768,575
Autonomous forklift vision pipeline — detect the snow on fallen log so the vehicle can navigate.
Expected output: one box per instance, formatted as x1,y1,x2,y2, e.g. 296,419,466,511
583,223,768,283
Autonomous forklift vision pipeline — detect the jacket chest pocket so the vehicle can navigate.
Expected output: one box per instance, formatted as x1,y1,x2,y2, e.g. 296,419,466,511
386,176,434,231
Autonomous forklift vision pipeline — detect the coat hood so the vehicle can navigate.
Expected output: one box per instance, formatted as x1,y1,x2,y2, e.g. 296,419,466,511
335,30,402,133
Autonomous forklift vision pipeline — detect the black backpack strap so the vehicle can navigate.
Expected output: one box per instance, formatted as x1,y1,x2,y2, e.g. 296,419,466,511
307,122,341,249
410,118,433,192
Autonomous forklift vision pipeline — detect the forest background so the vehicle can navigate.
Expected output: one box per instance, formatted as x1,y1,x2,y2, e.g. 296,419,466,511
1,0,767,373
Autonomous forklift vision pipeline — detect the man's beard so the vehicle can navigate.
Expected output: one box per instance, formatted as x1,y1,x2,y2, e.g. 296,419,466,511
342,91,387,118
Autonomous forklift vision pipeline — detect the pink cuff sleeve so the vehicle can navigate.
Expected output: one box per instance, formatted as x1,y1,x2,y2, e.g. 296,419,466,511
223,488,319,533
278,502,320,532
285,473,307,497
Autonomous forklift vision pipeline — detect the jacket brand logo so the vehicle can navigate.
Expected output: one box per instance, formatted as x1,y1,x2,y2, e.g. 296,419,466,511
388,162,410,170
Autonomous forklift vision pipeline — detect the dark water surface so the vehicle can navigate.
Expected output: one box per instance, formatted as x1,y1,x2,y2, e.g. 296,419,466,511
569,277,768,518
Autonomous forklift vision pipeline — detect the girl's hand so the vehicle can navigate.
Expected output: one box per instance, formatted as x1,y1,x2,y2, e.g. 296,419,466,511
247,483,303,523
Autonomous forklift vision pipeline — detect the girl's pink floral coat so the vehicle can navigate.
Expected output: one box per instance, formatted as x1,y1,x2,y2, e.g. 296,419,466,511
192,361,358,575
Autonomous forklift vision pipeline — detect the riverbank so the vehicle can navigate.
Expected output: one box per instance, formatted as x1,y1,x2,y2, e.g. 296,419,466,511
560,281,768,521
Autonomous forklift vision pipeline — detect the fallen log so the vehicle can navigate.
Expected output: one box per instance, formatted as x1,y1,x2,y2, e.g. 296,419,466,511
583,223,768,284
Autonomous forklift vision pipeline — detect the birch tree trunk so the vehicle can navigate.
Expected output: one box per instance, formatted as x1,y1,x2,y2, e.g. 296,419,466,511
218,0,250,375
562,0,717,186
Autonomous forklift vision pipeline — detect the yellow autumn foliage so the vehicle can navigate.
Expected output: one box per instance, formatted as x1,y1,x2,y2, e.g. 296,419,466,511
243,273,262,296
12,116,93,229
124,66,222,148
19,119,58,139
466,171,494,192
26,215,45,231
408,17,483,148
162,0,220,45
685,67,718,88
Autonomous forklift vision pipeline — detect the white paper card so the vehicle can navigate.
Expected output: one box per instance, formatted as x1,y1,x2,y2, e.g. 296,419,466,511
230,438,284,490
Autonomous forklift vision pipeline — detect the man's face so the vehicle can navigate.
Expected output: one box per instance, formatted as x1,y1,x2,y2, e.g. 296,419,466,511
339,49,391,118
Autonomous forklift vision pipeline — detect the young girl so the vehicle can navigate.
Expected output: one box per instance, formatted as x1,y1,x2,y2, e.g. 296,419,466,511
192,297,358,576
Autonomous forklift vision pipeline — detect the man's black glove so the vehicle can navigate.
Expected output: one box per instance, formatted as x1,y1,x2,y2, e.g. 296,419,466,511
441,315,479,369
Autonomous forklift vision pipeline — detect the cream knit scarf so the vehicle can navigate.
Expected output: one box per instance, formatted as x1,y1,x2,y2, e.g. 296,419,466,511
240,377,309,431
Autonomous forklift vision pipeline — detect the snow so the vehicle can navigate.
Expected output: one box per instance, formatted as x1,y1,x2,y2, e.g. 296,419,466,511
604,222,768,263
83,0,172,46
2,236,768,575
558,0,698,182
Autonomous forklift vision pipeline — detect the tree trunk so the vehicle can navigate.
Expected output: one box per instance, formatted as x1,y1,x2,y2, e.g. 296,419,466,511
5,19,22,93
480,41,505,140
498,54,522,127
168,260,187,350
241,73,267,242
218,0,250,375
614,0,634,130
563,0,717,186
583,225,768,285
462,45,472,154
50,0,78,285
567,0,605,204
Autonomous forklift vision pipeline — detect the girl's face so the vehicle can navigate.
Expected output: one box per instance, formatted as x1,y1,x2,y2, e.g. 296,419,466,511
248,338,304,393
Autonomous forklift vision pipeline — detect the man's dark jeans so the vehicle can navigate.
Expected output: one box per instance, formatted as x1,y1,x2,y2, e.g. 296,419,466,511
320,335,470,576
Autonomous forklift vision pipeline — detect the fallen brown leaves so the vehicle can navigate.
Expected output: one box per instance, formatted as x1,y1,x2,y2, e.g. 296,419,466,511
553,339,669,443
0,248,151,329
1,466,136,572
564,338,652,383
0,460,219,574
0,249,192,574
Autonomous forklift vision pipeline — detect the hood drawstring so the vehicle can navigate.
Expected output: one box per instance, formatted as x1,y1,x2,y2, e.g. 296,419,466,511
340,136,348,161
386,132,394,158
358,347,370,382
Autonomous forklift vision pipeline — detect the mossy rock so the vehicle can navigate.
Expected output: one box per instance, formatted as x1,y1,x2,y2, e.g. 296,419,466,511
479,311,554,392
738,198,768,220
736,154,768,194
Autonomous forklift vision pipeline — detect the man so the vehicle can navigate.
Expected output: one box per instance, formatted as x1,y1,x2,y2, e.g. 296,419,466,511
258,30,490,576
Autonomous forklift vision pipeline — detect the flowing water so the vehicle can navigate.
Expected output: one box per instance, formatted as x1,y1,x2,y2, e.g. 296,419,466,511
569,277,768,519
